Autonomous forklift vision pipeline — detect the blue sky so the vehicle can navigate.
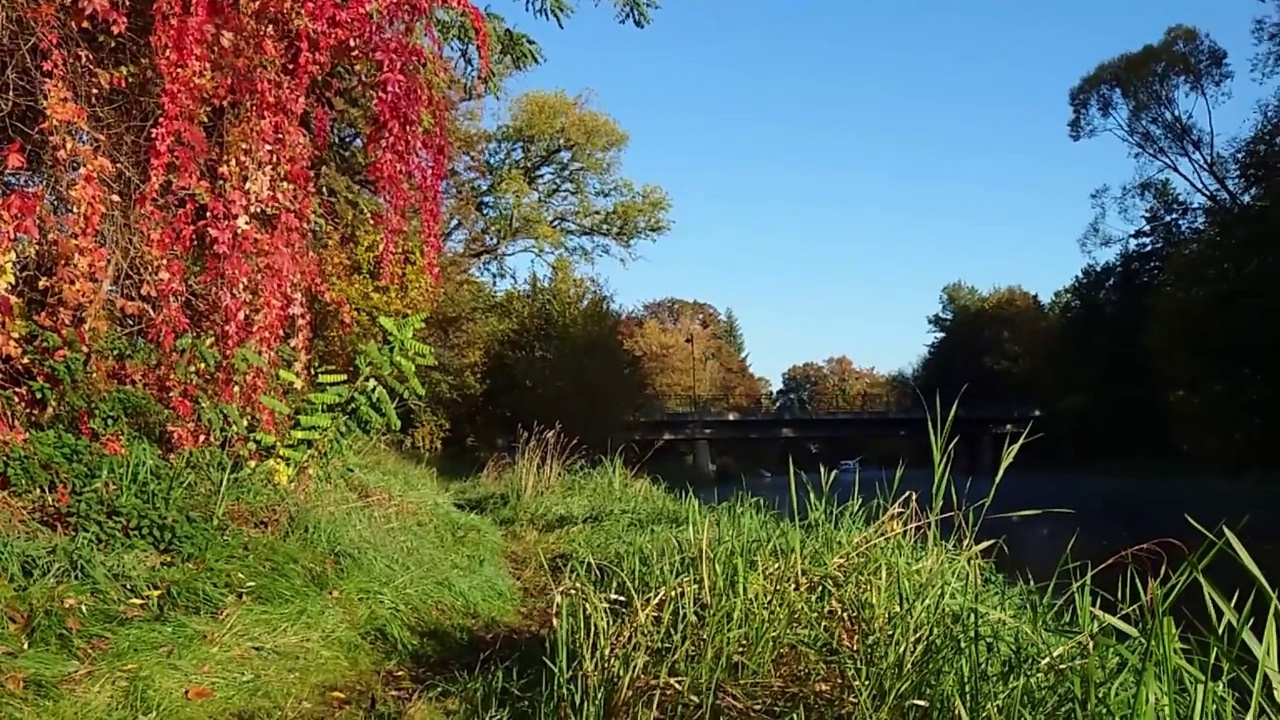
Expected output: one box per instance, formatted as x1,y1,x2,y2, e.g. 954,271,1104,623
505,0,1264,385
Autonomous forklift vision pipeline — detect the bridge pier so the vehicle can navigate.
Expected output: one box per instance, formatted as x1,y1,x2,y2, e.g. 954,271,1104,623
693,439,714,480
953,433,997,478
977,433,997,478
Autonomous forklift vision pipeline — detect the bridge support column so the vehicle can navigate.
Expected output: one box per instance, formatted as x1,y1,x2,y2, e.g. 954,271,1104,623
976,433,997,478
693,439,714,480
950,437,970,477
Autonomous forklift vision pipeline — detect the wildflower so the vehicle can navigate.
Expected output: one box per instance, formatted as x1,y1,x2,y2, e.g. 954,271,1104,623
101,434,125,456
266,458,292,486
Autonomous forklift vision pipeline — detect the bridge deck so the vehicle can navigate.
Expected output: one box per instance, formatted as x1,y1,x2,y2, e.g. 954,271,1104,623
626,409,1041,441
624,394,1041,440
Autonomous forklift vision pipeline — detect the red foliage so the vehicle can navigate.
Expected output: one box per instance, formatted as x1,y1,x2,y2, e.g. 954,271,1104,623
0,0,489,445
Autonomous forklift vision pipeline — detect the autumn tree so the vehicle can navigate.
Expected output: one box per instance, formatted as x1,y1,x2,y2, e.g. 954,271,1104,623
305,11,672,450
776,356,897,413
621,298,768,412
913,282,1053,410
0,0,503,450
312,85,669,357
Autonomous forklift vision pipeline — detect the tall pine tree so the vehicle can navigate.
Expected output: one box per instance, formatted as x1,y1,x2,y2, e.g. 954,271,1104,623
719,308,748,364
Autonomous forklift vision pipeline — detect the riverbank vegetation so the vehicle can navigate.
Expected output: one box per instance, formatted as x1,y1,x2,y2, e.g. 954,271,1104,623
3,0,1280,715
4,429,1277,717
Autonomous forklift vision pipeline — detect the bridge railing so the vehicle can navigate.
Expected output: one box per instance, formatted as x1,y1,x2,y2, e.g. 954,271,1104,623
632,392,1042,421
633,392,903,420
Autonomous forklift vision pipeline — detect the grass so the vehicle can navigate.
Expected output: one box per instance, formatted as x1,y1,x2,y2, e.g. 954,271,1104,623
2,412,1278,717
433,409,1280,718
0,445,517,718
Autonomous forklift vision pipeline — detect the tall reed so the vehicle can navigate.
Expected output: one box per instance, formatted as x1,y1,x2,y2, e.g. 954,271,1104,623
453,402,1278,718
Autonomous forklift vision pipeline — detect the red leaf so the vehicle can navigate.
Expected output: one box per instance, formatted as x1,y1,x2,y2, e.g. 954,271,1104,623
2,142,25,172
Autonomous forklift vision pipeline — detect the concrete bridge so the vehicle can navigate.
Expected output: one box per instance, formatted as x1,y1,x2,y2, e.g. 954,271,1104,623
623,393,1042,479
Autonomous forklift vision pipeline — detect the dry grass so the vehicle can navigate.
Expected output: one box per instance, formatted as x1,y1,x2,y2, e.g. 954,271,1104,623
481,425,582,499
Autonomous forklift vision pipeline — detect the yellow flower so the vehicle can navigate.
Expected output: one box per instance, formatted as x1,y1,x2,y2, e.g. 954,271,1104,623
265,458,292,486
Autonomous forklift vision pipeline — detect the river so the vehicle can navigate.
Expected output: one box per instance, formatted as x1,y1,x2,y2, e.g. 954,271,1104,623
684,464,1280,588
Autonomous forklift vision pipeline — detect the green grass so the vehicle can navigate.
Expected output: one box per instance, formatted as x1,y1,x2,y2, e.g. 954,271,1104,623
431,424,1280,719
3,420,1278,718
0,446,517,718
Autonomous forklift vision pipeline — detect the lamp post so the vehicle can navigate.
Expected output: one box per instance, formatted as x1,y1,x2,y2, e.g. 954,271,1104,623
684,331,697,413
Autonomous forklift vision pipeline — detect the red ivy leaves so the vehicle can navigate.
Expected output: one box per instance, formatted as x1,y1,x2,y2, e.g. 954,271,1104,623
1,0,489,447
2,142,26,172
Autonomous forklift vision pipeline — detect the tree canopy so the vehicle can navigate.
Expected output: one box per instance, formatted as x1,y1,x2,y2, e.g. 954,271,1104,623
910,2,1280,471
620,298,768,412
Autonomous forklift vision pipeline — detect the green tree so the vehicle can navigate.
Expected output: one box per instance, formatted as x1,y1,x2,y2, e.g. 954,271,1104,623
446,90,672,278
1044,4,1280,470
1067,23,1242,256
473,258,646,449
914,282,1053,410
718,308,748,362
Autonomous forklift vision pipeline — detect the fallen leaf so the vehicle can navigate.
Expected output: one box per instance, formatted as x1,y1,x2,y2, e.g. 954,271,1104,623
126,598,147,606
3,673,24,693
3,604,27,630
61,597,79,609
185,685,214,701
328,690,350,709
65,616,84,633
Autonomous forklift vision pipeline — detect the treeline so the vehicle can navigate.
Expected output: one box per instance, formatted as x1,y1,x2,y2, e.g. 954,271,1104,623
912,9,1280,472
409,5,1280,475
397,270,774,454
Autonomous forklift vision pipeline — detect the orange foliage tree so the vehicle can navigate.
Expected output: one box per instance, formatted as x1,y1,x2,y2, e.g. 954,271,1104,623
0,0,488,446
620,298,769,412
776,356,900,413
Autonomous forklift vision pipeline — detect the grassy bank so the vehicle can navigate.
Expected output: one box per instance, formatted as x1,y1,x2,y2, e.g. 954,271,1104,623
0,448,517,718
435,433,1280,718
3,433,1279,718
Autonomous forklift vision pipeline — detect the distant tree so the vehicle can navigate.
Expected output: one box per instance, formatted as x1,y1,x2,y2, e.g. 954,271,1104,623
622,298,768,412
776,356,895,413
635,298,723,330
719,308,749,363
913,282,1053,409
474,258,646,448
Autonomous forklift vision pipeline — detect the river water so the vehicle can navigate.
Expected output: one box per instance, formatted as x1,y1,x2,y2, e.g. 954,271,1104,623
686,465,1280,588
